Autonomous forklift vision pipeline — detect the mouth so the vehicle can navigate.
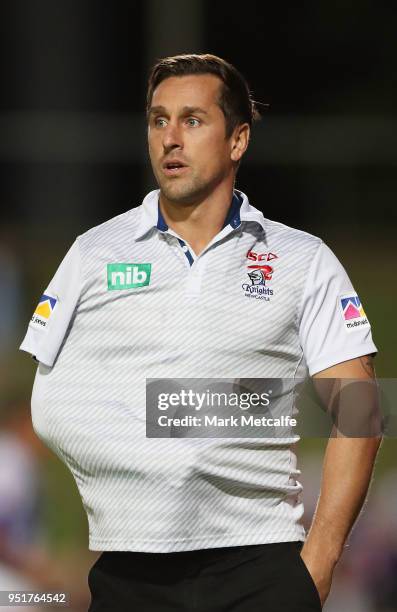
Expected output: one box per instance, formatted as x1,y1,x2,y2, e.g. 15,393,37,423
162,160,189,177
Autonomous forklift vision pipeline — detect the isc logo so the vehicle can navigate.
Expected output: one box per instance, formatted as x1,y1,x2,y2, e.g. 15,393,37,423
107,263,151,290
246,250,278,262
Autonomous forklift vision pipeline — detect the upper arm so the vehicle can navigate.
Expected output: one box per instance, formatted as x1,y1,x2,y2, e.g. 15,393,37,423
313,354,376,380
298,242,378,376
312,355,382,438
19,239,82,367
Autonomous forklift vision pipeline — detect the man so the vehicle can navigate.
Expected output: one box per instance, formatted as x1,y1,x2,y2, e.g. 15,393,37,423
20,54,381,611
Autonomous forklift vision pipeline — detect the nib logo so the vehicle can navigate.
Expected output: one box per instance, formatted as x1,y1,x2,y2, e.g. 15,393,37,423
107,263,151,290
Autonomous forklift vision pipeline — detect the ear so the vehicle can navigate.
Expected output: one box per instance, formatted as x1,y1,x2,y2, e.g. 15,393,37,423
230,123,250,162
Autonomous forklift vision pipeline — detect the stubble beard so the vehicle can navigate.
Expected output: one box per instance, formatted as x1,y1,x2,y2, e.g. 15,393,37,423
155,167,226,206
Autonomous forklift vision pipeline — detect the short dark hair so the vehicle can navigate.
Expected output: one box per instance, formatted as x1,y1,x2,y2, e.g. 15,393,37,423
146,53,261,138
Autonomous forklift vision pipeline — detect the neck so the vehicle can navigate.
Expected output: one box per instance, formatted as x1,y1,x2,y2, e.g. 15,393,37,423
159,177,235,256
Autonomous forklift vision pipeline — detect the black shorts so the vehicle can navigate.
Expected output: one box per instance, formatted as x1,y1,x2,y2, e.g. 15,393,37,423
88,541,322,611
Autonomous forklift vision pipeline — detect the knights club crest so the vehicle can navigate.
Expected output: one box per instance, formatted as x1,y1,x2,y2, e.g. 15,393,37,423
242,264,275,301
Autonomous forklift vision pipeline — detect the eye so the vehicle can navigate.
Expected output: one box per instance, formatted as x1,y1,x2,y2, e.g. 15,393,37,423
186,117,200,127
154,117,167,128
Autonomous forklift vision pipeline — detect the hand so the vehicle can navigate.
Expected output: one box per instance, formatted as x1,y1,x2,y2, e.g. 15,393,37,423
299,550,335,608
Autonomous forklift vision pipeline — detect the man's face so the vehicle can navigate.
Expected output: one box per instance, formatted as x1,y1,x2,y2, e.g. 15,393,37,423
147,74,237,205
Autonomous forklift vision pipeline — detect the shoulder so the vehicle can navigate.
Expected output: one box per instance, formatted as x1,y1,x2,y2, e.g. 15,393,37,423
262,220,348,280
260,216,323,258
76,204,142,252
241,193,323,252
264,217,321,243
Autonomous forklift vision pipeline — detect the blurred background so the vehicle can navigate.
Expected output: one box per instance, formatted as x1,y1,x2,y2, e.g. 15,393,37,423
0,1,396,610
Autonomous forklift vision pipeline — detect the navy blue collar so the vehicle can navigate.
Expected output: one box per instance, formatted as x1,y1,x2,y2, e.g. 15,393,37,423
156,192,242,232
222,192,242,229
156,205,168,231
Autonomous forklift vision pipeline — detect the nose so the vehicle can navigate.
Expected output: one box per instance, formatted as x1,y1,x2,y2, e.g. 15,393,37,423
162,122,183,154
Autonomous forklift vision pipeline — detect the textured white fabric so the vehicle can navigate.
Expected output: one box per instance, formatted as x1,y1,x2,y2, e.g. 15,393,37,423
20,189,377,552
298,241,377,375
20,242,81,367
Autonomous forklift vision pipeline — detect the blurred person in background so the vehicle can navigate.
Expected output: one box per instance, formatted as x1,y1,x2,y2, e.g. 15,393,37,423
19,53,382,611
0,398,92,611
348,470,397,611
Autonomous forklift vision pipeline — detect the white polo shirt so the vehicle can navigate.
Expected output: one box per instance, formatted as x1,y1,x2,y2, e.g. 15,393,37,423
20,189,377,552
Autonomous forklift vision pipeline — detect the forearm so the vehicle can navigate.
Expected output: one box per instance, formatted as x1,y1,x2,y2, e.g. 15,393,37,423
302,433,382,565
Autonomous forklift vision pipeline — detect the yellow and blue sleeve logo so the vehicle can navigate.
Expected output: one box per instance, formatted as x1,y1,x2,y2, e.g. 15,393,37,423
30,294,58,329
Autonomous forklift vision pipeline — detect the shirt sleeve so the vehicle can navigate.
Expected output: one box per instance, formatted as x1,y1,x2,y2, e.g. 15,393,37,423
19,239,82,367
298,241,378,376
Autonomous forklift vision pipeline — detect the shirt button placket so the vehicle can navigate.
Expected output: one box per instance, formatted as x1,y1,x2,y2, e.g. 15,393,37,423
186,258,206,297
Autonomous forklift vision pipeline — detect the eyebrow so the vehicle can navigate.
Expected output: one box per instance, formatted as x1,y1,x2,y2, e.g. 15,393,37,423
148,105,208,117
